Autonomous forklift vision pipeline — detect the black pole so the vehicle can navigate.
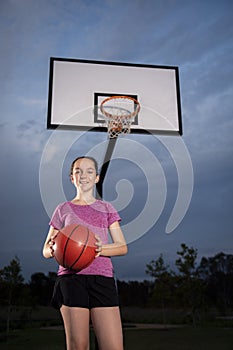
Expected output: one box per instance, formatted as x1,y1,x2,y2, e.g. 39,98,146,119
96,137,117,199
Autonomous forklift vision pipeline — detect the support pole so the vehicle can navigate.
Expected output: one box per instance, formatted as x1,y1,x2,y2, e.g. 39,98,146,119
96,137,117,199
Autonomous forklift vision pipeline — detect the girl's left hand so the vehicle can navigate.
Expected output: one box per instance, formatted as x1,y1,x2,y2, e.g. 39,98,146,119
95,235,102,257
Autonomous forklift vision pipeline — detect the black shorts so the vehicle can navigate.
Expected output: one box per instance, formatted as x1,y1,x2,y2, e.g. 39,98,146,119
51,274,119,310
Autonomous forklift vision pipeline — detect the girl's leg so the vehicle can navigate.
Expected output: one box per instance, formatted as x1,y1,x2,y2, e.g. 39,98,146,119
91,306,124,350
60,305,90,350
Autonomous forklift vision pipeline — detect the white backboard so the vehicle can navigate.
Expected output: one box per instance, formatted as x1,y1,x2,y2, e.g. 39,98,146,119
47,58,182,135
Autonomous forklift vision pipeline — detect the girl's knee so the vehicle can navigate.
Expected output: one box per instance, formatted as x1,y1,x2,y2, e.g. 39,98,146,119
67,335,89,350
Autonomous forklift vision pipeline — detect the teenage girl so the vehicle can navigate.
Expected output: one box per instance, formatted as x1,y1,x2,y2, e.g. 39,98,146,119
42,156,127,350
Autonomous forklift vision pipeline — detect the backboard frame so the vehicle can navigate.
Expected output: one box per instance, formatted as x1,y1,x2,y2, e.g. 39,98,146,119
47,57,182,136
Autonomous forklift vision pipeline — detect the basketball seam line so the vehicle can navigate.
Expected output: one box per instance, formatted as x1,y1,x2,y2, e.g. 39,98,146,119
63,225,80,268
70,227,90,270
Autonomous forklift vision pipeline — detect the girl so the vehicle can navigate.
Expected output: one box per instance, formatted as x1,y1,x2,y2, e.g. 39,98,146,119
42,156,127,350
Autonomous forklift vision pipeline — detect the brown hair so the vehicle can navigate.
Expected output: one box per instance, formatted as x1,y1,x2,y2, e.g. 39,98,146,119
69,156,99,176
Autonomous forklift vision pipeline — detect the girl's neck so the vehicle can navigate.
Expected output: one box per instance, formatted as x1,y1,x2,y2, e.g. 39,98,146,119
71,193,96,206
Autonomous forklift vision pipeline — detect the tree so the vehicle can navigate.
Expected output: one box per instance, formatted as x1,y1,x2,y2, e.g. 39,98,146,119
146,254,170,279
146,254,175,324
29,271,57,306
145,244,208,325
175,244,206,324
0,256,24,336
175,243,198,278
198,252,233,312
117,280,152,307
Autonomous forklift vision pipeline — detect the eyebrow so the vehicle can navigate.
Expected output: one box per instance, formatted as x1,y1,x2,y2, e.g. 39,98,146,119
74,167,95,171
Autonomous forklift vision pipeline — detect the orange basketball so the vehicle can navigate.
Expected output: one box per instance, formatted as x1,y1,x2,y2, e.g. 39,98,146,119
54,224,97,271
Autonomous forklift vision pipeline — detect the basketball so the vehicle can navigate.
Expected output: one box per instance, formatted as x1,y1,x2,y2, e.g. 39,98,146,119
54,224,97,271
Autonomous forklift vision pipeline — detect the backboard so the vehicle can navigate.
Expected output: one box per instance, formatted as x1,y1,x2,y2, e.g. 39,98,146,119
47,57,182,135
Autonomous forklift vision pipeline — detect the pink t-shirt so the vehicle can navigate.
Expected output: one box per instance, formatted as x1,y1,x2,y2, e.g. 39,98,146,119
49,200,121,277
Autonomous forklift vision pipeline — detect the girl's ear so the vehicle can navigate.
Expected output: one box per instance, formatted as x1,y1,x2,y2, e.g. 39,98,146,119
95,175,100,184
70,175,74,183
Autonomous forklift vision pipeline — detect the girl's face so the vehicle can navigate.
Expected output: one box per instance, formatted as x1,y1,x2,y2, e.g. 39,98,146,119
70,158,99,192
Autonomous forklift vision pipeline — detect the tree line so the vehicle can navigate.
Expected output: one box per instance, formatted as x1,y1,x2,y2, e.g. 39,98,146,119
145,243,233,324
0,243,233,331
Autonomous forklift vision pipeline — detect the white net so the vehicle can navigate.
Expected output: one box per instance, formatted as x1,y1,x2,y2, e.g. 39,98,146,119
100,96,140,138
106,116,133,138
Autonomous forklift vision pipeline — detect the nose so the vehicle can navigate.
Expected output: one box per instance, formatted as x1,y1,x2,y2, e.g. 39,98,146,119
80,171,88,179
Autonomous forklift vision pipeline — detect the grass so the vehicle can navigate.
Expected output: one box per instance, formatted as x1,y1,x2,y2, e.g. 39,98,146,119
0,325,233,350
124,326,233,350
0,328,66,350
1,306,233,349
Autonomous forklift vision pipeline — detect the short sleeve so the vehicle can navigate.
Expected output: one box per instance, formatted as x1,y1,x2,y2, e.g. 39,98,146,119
49,204,63,230
106,202,121,226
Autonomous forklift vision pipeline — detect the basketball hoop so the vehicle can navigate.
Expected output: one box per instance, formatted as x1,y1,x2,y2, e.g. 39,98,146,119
100,96,140,138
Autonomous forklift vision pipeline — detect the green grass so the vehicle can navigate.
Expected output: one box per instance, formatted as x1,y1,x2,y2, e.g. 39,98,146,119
1,326,233,350
124,326,233,350
0,328,65,350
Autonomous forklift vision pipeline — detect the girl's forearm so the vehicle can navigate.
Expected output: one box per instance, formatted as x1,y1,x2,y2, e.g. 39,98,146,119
100,242,128,257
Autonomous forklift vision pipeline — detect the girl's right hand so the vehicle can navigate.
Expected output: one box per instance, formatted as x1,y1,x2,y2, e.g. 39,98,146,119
42,227,59,259
49,233,58,257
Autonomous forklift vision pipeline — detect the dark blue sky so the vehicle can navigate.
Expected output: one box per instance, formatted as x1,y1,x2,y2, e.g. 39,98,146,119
0,0,232,281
